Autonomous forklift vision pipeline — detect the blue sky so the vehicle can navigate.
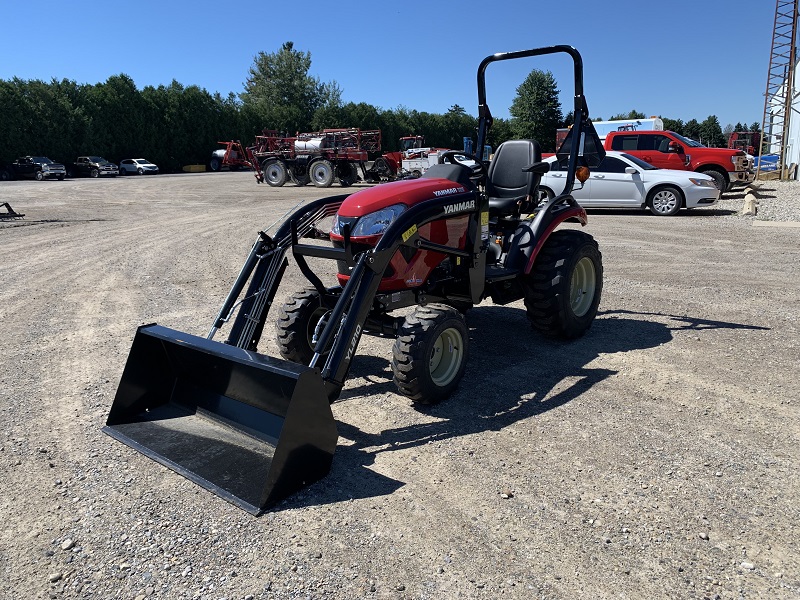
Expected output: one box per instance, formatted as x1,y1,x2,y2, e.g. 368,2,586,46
1,1,773,129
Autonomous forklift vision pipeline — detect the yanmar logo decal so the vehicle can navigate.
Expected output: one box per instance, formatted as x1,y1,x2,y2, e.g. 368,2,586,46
433,186,465,197
443,199,475,215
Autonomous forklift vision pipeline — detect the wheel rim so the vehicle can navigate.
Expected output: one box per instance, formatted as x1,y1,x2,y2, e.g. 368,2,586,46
429,327,464,387
311,164,330,184
570,257,597,317
651,189,678,214
266,164,283,184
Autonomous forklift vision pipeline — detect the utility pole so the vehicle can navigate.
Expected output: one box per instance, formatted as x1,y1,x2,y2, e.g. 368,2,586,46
758,0,799,180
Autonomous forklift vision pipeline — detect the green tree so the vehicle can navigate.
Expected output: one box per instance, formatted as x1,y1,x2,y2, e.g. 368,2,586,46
241,42,333,134
509,69,563,152
310,82,344,130
684,119,701,141
700,115,725,147
486,117,513,153
441,104,478,152
608,109,647,120
661,117,684,135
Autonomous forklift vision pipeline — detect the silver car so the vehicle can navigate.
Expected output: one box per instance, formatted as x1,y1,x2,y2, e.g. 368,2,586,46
119,158,159,175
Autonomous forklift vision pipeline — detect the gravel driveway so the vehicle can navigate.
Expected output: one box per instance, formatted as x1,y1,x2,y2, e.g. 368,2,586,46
1,173,798,599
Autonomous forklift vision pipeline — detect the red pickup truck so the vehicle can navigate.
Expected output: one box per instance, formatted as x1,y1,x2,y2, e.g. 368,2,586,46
603,130,754,193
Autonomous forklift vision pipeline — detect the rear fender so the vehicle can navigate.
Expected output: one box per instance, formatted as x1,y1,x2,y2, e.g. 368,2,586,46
504,197,587,275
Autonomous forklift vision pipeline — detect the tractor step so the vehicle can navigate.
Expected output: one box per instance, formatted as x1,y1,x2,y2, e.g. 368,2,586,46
485,265,521,282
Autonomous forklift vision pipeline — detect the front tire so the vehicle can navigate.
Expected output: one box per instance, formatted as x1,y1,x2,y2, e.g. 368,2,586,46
90,168,99,178
35,171,44,181
263,159,287,187
391,304,468,405
276,289,330,365
523,230,602,339
647,185,683,216
698,168,727,195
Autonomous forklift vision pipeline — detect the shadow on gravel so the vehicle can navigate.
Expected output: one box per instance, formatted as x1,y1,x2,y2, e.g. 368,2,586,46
284,307,769,509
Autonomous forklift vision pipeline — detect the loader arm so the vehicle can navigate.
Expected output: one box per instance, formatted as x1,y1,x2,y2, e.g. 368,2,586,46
218,195,348,350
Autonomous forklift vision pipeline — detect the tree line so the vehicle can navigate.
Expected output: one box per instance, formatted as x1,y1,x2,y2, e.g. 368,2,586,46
0,42,759,172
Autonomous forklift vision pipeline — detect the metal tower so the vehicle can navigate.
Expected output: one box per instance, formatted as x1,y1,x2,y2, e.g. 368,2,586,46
758,0,799,180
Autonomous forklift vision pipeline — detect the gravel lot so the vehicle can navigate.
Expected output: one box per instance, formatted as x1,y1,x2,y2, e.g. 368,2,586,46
1,172,798,599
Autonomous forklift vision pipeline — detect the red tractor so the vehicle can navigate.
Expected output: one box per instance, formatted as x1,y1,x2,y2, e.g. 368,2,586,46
105,44,606,514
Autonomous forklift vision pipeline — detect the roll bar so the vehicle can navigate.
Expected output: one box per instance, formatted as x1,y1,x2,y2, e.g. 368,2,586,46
475,45,599,197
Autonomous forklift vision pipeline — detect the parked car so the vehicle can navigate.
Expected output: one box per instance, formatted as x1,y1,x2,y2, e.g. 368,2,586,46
539,151,720,216
66,156,118,178
1,156,66,181
119,158,159,175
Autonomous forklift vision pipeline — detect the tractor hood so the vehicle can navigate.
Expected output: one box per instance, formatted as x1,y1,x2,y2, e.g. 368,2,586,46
338,175,471,218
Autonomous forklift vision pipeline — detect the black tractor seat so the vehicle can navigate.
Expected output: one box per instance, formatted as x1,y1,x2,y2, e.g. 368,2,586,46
486,139,547,218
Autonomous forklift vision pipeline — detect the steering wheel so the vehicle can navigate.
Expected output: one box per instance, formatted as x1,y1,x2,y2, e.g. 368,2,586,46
437,150,487,180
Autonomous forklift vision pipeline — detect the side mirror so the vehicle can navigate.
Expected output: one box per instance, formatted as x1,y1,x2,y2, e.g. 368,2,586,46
668,141,683,153
625,167,637,174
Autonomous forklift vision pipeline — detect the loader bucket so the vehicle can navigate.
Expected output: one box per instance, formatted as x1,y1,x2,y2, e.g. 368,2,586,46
103,324,338,514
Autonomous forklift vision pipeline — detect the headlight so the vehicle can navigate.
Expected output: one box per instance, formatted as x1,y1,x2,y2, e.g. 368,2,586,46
336,204,406,237
352,204,406,236
689,177,715,188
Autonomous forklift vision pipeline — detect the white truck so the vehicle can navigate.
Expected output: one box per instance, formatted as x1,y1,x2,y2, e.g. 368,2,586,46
557,117,664,148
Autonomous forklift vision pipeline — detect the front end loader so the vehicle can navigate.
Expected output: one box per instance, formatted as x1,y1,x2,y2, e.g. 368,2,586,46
104,45,605,514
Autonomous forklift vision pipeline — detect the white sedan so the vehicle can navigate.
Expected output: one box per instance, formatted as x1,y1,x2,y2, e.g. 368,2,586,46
540,151,720,216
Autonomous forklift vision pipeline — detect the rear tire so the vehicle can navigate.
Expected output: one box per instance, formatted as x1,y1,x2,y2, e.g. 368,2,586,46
523,230,602,339
289,167,310,186
391,304,468,404
263,160,287,187
276,288,330,365
310,160,334,187
336,162,356,187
